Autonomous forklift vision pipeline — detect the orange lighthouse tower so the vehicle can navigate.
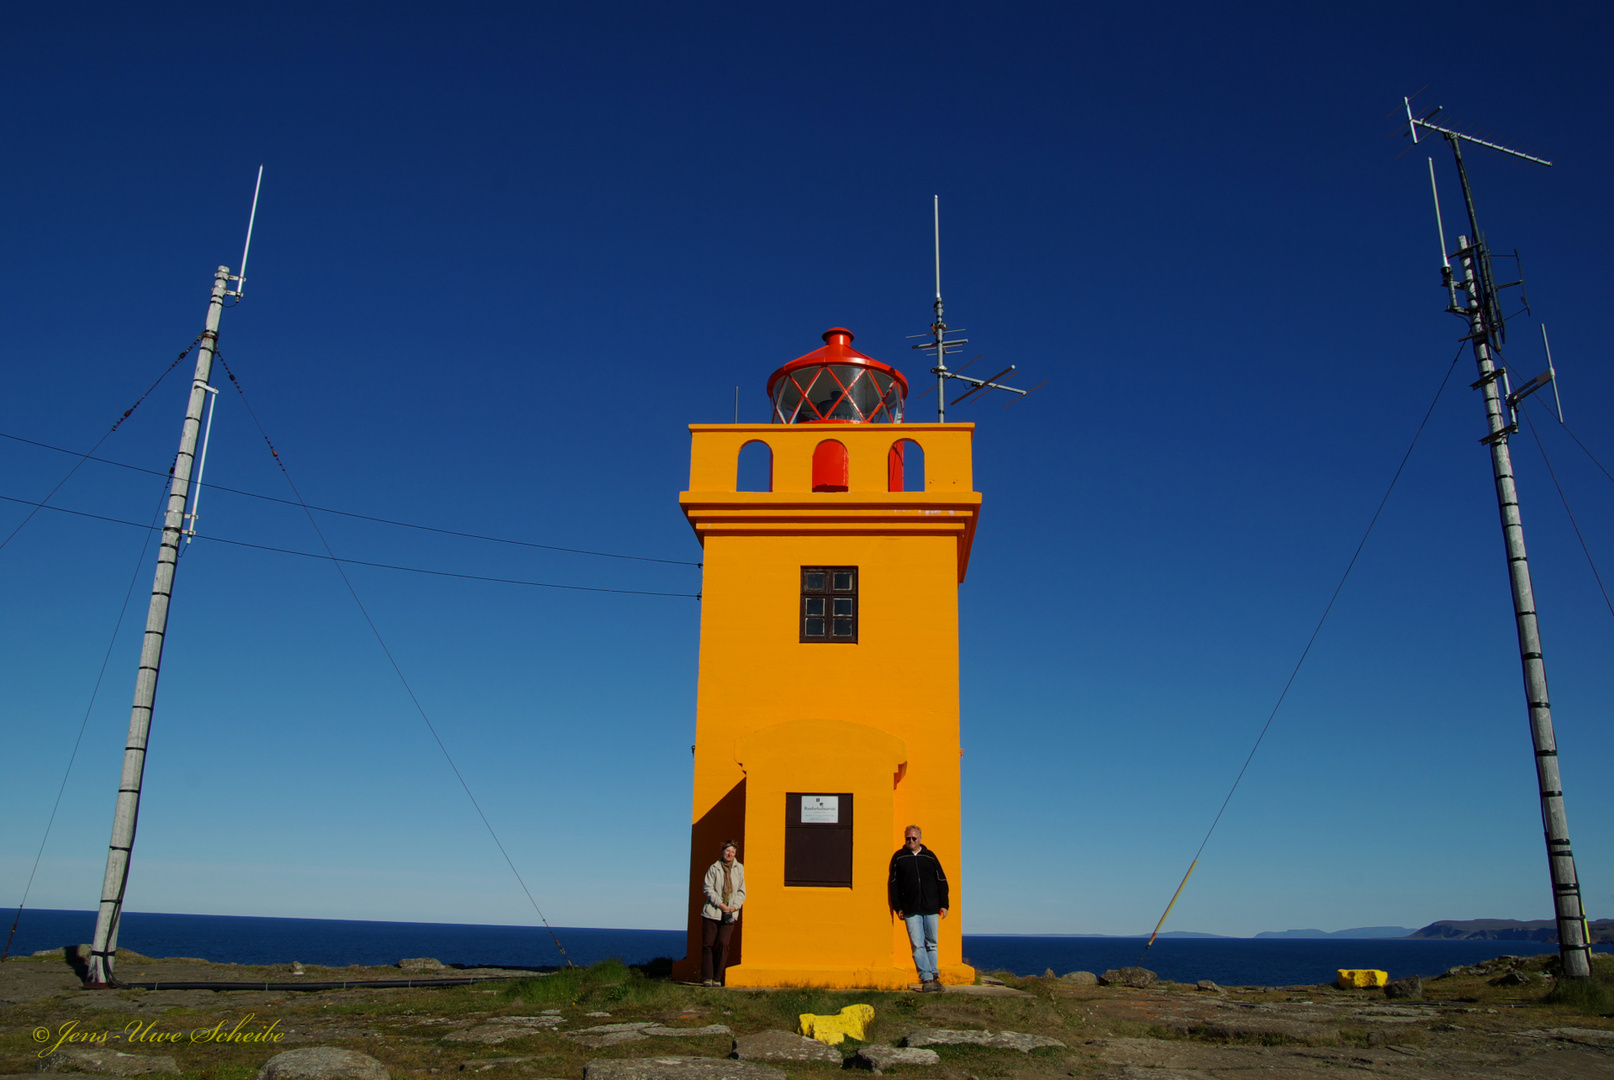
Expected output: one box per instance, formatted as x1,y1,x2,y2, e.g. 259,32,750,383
672,328,980,989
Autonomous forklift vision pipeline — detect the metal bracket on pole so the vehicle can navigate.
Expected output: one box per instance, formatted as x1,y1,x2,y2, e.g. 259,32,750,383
1505,369,1555,410
183,385,220,543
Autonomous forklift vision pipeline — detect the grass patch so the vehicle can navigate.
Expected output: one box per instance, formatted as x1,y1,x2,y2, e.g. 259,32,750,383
497,959,679,1010
1542,974,1614,1016
927,1041,1041,1076
1539,952,1614,1016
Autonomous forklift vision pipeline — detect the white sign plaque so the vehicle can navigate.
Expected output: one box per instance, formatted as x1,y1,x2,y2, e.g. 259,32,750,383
800,794,839,824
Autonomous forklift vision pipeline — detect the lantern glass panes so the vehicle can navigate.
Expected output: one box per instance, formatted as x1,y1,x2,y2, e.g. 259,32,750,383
772,363,904,424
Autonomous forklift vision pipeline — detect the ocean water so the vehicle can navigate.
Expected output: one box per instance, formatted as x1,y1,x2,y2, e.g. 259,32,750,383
7,909,1604,987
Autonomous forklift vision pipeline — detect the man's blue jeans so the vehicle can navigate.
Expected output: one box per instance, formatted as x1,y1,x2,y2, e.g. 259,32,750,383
903,913,939,982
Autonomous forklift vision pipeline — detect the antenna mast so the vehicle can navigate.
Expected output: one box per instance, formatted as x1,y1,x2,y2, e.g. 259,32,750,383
1406,99,1592,980
911,197,1041,419
86,171,262,987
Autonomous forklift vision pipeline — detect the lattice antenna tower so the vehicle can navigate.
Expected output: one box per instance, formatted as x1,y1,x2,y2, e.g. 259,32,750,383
909,197,1043,421
1402,95,1592,980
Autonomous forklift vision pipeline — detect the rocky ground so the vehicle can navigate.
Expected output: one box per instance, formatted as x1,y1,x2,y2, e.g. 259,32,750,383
2,948,1611,1079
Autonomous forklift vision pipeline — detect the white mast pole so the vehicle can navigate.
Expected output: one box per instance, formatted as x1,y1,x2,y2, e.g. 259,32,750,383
1540,324,1564,423
933,196,947,422
235,165,263,299
86,266,230,986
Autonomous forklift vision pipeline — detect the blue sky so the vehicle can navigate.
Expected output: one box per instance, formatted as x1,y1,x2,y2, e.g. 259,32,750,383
2,3,1611,940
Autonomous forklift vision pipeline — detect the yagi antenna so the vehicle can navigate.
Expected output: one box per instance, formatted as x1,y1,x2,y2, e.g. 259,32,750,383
1404,97,1553,167
230,165,264,299
910,196,1041,421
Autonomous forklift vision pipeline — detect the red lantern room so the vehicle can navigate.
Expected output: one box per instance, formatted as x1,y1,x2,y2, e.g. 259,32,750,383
767,328,908,424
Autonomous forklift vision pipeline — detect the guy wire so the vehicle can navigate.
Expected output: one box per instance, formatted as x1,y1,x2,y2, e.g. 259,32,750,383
1552,419,1614,490
0,334,203,554
1520,404,1614,620
212,355,574,967
1,481,169,961
1139,344,1465,961
0,430,699,567
0,495,698,599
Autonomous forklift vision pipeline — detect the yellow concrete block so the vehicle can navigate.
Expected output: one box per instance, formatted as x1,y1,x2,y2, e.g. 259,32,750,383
1336,969,1389,989
798,1004,875,1044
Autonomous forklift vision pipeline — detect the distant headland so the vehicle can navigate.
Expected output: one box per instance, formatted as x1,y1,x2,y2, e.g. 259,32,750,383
1405,918,1614,943
1253,926,1414,939
1254,919,1614,942
1008,919,1614,941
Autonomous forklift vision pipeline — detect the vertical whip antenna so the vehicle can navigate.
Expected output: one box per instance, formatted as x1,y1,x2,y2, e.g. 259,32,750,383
930,195,949,419
1426,157,1457,309
909,197,1041,420
1540,324,1564,423
1426,157,1449,270
233,165,264,299
182,386,221,544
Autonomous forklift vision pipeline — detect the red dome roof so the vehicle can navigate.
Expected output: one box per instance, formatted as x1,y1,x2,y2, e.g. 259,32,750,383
766,328,909,399
766,328,909,424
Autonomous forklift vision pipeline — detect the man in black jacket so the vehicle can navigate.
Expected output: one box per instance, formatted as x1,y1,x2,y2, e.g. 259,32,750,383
888,825,950,991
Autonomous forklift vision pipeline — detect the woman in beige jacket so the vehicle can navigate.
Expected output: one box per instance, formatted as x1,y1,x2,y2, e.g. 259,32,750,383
700,840,745,986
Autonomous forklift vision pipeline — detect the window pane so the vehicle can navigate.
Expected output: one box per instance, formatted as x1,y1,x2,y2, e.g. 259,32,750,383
798,368,840,420
795,369,823,414
805,571,826,591
805,618,826,636
775,377,806,423
832,572,852,591
832,597,851,616
806,597,825,616
846,368,882,418
832,618,853,636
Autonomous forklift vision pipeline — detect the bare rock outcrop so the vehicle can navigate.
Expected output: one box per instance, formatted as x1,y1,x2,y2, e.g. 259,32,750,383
39,1048,178,1075
254,1047,389,1080
903,1027,1065,1052
1098,966,1156,988
731,1030,840,1062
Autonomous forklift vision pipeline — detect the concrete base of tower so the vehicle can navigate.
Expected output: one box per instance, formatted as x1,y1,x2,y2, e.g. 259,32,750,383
720,962,976,989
